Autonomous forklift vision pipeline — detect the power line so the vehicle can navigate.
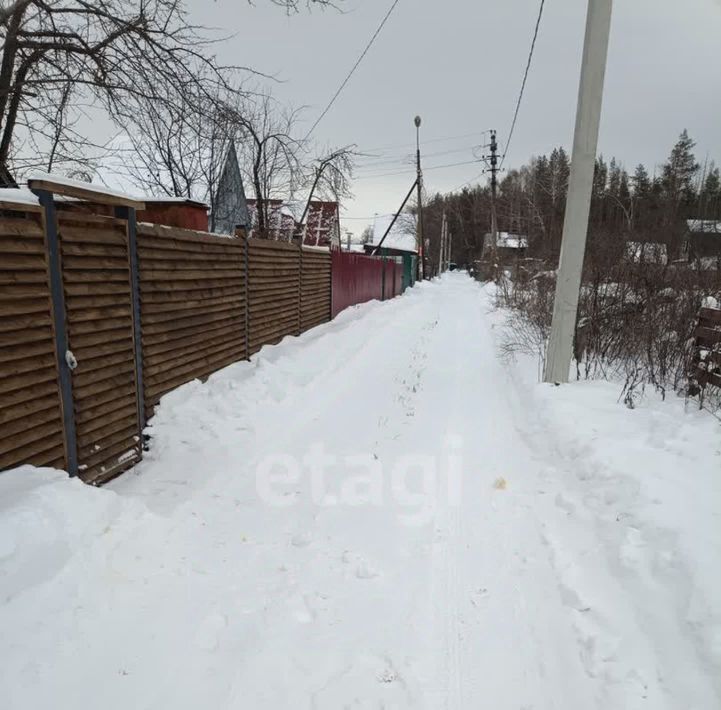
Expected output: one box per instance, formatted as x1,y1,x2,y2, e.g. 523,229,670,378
340,215,390,220
500,0,546,168
303,0,403,141
353,159,479,181
358,130,490,154
354,143,483,171
452,172,484,191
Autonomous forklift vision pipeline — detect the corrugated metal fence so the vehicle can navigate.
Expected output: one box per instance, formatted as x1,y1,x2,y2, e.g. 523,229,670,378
1,196,405,485
331,250,404,318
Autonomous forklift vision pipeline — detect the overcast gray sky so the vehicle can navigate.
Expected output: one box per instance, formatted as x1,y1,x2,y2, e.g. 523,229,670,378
187,0,721,234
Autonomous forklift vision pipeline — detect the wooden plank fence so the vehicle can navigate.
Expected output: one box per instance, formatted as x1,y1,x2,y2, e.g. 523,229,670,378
137,223,247,414
1,197,335,484
1,180,409,486
692,306,721,398
0,213,66,472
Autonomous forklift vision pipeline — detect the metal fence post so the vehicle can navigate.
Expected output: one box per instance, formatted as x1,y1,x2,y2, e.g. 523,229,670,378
381,255,386,301
243,235,250,358
115,206,146,435
35,189,78,476
297,242,302,335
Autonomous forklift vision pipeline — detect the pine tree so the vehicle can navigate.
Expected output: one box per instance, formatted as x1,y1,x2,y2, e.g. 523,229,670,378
608,158,621,198
632,164,651,198
661,129,699,205
699,166,720,219
593,156,608,197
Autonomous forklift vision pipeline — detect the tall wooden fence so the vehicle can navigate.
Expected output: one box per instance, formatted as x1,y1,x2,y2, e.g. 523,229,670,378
1,190,408,486
1,203,333,484
1,213,66,473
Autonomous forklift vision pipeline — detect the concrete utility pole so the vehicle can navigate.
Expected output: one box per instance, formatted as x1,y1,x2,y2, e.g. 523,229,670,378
544,0,613,384
414,115,425,280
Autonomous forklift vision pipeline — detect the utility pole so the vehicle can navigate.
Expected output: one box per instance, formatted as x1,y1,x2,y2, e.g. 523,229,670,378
438,210,447,275
480,130,500,264
414,115,425,280
446,226,452,270
489,129,499,261
544,0,613,383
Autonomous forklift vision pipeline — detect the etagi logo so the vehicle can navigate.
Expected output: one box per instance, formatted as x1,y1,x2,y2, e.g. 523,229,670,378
255,436,464,526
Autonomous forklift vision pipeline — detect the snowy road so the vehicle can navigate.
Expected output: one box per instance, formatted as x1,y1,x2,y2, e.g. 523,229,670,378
2,273,720,709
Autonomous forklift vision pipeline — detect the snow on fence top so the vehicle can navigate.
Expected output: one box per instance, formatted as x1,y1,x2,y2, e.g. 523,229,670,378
26,172,145,210
0,187,42,212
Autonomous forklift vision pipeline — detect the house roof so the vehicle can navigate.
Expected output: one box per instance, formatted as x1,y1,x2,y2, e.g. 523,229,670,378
486,232,529,249
369,213,417,253
687,219,721,234
141,197,208,209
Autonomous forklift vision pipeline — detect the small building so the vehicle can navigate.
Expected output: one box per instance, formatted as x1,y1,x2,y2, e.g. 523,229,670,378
302,200,341,248
624,240,668,265
363,213,419,291
137,198,209,231
483,232,529,258
684,219,721,266
366,213,418,254
244,199,341,247
245,199,297,240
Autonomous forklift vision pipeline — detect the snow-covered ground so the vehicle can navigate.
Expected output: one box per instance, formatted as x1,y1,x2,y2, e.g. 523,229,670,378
1,273,720,709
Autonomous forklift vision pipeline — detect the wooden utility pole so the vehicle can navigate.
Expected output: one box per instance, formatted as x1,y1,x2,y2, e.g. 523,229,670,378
446,225,452,270
480,130,500,264
489,129,499,261
415,115,425,280
438,210,447,275
544,0,613,383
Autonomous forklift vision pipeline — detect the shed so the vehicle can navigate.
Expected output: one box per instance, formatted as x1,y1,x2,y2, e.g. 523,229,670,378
137,198,209,231
685,219,721,264
365,214,418,291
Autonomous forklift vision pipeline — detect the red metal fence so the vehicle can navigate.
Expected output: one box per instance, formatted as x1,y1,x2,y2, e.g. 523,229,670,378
331,251,403,318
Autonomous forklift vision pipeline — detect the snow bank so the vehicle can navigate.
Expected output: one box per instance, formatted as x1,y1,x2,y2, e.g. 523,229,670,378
2,275,719,709
0,467,140,601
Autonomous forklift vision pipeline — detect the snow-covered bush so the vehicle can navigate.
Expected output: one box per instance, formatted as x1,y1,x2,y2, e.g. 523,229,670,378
495,256,721,408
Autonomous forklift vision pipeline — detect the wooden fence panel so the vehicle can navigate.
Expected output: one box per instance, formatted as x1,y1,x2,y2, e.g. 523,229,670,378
2,211,407,484
694,306,721,390
0,213,66,471
137,223,246,415
300,247,331,332
247,239,300,354
58,215,142,484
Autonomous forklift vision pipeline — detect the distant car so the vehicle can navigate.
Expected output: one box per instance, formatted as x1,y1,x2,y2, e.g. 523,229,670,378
449,262,459,271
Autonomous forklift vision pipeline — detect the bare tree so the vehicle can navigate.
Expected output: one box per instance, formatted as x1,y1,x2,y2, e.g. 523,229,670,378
230,93,303,236
116,85,236,204
295,145,355,241
0,0,339,184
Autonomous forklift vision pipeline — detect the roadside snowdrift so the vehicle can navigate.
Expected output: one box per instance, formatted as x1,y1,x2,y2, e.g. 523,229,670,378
1,274,719,709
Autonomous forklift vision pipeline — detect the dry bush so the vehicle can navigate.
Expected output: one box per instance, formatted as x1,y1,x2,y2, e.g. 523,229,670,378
494,248,721,409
